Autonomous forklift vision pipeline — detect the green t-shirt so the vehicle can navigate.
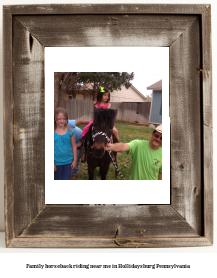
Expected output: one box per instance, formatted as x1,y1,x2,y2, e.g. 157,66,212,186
126,140,162,180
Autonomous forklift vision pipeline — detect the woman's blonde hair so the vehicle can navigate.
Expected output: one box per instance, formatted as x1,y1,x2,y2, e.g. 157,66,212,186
54,107,68,130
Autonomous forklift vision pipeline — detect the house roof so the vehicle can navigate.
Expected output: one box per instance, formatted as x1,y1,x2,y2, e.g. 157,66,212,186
80,83,93,90
76,83,147,101
147,80,162,90
80,84,147,100
130,85,147,100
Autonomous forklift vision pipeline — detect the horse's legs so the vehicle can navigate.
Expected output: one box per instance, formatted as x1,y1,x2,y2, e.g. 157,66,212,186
100,165,110,180
88,167,95,180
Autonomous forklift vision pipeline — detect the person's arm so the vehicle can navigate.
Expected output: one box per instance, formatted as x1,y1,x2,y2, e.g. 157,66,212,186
71,134,77,169
158,172,162,180
107,103,111,108
75,119,90,125
106,142,130,152
54,164,57,172
76,141,82,148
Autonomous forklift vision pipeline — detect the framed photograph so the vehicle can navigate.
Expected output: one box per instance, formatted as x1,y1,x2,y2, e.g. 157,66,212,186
46,47,170,204
3,4,212,247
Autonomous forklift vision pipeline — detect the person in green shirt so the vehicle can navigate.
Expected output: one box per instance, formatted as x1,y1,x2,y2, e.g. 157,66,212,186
106,124,162,180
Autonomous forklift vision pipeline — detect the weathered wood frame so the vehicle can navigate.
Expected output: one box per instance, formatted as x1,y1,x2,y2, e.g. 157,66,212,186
3,4,212,248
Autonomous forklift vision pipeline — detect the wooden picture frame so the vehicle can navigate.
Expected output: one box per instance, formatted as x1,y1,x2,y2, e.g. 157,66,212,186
3,4,212,248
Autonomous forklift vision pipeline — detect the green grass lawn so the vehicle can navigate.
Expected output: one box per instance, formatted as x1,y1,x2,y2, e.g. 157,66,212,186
76,121,153,180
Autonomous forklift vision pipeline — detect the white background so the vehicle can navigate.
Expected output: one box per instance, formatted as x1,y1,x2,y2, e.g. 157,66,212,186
46,47,170,204
0,0,216,277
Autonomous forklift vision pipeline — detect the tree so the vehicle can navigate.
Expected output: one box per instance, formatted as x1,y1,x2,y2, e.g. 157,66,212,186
54,72,134,108
145,92,152,102
54,72,83,108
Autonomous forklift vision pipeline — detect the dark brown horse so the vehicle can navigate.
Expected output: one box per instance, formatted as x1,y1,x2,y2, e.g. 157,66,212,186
85,108,118,180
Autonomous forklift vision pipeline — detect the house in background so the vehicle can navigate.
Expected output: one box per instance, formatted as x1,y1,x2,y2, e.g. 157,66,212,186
147,80,162,125
110,84,147,102
69,83,95,101
65,83,151,124
69,83,148,102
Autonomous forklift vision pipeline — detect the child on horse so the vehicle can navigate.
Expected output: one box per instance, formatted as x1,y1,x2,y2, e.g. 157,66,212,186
81,87,119,162
54,107,77,180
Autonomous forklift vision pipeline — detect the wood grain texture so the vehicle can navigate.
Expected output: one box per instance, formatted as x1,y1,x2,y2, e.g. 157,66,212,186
20,205,199,238
202,6,212,128
7,237,212,248
3,4,212,248
201,6,213,244
12,17,45,237
64,99,151,124
170,17,202,235
3,4,208,15
16,15,198,47
110,102,123,121
204,125,213,243
3,7,14,247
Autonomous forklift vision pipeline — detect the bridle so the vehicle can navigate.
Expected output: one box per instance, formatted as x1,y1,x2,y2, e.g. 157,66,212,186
91,127,111,143
91,126,125,180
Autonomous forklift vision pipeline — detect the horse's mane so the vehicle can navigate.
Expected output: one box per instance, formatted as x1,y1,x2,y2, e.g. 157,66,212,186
93,108,117,128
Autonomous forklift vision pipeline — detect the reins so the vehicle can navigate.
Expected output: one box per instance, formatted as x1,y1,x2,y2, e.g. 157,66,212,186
106,150,125,180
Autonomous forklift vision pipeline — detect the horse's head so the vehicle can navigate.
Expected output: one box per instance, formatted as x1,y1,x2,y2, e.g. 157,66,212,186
90,108,117,158
91,125,113,158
